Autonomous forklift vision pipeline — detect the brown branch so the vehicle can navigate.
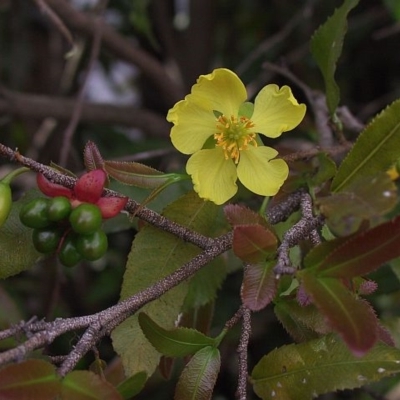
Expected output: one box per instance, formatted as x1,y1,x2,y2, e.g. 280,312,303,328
0,231,233,375
0,88,170,137
41,0,184,106
0,143,212,248
57,231,233,375
223,306,245,331
274,192,324,277
236,307,251,400
0,142,316,377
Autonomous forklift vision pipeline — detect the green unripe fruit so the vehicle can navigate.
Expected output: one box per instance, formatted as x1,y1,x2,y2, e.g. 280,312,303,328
0,167,29,227
32,227,63,254
76,230,108,261
20,198,51,229
69,203,102,235
0,182,12,227
47,196,72,222
58,233,82,267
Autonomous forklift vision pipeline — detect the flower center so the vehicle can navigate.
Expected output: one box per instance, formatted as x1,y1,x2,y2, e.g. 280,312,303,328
214,115,257,164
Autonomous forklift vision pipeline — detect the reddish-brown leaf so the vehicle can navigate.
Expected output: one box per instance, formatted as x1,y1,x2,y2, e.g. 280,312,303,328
224,204,264,226
314,215,400,278
0,359,61,400
300,271,378,355
233,225,277,263
241,261,277,311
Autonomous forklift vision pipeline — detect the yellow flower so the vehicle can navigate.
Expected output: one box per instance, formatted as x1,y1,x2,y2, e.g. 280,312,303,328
167,68,306,205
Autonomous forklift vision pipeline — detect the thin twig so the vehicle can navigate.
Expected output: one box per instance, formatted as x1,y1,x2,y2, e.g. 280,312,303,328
274,192,324,277
0,142,319,378
0,231,233,371
224,306,245,331
57,231,233,375
266,189,304,224
0,143,213,249
300,192,321,245
236,307,251,400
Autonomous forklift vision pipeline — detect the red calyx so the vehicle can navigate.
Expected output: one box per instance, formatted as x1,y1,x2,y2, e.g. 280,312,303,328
37,174,73,198
74,169,107,203
37,169,127,218
96,196,128,218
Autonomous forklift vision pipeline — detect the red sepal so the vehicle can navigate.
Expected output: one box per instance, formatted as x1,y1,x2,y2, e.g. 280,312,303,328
96,196,128,218
37,173,73,198
74,169,106,203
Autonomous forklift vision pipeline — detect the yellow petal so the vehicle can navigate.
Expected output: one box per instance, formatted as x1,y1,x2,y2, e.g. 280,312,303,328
237,146,289,196
251,84,306,138
167,68,247,155
186,148,238,205
168,99,217,154
189,68,247,116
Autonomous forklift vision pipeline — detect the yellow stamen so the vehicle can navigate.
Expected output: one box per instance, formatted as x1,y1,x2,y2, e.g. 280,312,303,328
214,115,257,163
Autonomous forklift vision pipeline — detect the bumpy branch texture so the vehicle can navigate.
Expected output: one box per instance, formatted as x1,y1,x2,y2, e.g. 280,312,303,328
0,144,322,377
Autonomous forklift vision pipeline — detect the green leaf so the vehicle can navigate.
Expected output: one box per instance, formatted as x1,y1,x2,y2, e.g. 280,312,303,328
111,192,220,378
332,100,400,192
310,0,359,114
241,261,277,311
182,259,227,311
0,359,61,400
104,160,177,189
139,313,216,358
251,333,400,400
116,372,147,400
305,215,400,279
175,346,220,400
61,371,122,400
318,173,397,236
299,271,378,355
0,191,41,279
274,299,329,343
